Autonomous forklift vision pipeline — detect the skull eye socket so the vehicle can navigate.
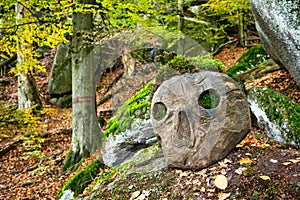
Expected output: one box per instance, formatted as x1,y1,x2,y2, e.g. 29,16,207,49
152,102,167,121
198,89,220,109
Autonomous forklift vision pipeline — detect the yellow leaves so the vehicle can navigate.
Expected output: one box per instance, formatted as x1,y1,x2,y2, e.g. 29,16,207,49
282,158,300,166
237,130,270,148
218,192,231,200
289,158,300,164
259,175,271,181
239,157,253,165
214,175,228,190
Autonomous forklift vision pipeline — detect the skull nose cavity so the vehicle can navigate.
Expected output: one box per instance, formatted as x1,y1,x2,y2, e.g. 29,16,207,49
176,110,194,148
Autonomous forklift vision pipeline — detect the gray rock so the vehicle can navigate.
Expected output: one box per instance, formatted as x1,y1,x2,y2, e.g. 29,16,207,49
151,71,251,170
48,43,72,95
59,189,74,200
247,87,300,148
49,94,72,108
250,0,300,85
102,118,158,167
116,143,167,174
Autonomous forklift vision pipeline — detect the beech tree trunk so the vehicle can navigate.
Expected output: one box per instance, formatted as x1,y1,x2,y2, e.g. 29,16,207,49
178,0,185,31
64,0,103,170
15,3,42,110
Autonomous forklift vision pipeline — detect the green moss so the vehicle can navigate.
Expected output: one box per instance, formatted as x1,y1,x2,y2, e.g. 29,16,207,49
57,159,105,199
87,167,118,193
63,147,90,172
198,90,220,109
104,82,152,136
166,55,225,73
248,87,300,147
226,45,269,77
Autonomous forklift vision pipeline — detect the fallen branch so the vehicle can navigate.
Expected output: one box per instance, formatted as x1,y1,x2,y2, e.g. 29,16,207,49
0,139,22,158
212,39,238,56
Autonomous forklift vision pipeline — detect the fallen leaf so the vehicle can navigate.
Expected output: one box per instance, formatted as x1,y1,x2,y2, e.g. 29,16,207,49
235,167,247,175
218,192,231,200
179,171,189,177
282,162,292,166
239,157,252,165
142,190,150,196
128,185,134,189
215,175,228,190
259,175,271,180
130,191,141,200
174,169,182,174
289,159,300,164
135,193,146,200
270,159,278,163
223,158,232,164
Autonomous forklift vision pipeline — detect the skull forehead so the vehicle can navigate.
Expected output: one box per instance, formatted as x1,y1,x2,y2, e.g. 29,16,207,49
153,72,225,105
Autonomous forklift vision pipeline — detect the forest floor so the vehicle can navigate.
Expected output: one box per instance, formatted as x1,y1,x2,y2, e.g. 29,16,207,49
0,40,299,200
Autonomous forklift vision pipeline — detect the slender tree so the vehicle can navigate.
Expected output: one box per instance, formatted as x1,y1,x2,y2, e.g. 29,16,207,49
15,3,42,110
1,0,71,110
63,0,103,170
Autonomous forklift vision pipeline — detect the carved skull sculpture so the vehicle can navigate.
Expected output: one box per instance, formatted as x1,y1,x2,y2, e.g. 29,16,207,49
151,71,251,169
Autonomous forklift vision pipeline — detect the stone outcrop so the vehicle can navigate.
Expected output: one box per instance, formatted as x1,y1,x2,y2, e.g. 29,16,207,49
151,71,251,169
247,87,300,148
102,119,158,167
48,43,72,108
250,0,300,85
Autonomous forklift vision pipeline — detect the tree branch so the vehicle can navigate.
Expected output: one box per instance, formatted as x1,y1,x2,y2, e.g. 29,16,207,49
0,53,17,70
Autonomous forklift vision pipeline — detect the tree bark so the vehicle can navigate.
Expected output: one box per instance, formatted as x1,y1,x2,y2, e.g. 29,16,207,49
15,3,42,110
178,0,185,31
64,0,103,170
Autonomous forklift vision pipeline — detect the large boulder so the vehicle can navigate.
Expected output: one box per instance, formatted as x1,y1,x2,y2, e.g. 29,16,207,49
102,118,158,167
48,43,72,107
102,82,156,167
247,87,300,148
151,71,251,169
250,0,300,85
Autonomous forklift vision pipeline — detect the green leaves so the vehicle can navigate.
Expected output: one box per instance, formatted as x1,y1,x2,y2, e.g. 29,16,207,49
0,0,72,74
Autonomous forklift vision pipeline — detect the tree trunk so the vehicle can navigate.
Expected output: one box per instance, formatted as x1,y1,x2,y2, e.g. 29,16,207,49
64,0,103,170
238,6,247,47
15,3,42,110
178,0,185,31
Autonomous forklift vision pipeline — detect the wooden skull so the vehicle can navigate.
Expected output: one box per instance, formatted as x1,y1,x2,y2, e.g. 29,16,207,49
151,71,251,169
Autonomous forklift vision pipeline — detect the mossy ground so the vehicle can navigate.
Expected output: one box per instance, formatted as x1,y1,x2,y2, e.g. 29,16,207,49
57,159,105,199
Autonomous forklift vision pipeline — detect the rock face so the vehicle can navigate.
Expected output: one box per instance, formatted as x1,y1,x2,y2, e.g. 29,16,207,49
102,119,157,167
48,43,72,107
151,71,251,170
250,0,300,86
247,87,300,148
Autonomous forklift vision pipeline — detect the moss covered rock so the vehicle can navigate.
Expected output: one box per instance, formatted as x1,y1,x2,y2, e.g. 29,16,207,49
165,55,225,73
57,159,105,199
85,144,170,200
104,81,152,137
226,45,269,78
247,87,300,148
